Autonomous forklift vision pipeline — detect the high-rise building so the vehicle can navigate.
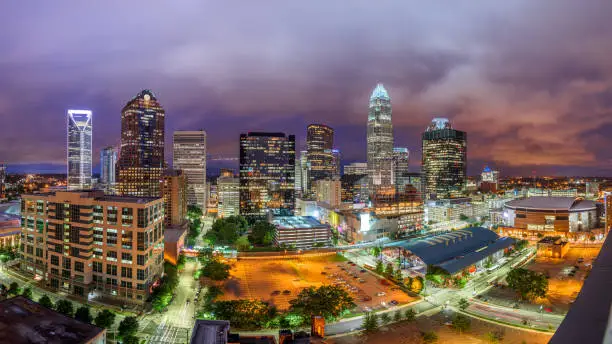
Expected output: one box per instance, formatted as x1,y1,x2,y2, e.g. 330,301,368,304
392,147,410,193
20,190,164,303
331,149,341,178
306,124,335,182
239,132,295,219
67,110,92,190
344,162,368,176
0,164,5,198
480,166,500,193
100,146,117,191
160,168,187,227
313,178,342,208
422,118,467,198
217,169,240,218
116,90,165,197
173,131,207,211
297,151,310,196
367,83,394,197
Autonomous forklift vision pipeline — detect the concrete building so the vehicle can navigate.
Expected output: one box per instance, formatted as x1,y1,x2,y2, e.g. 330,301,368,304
367,83,394,197
161,168,187,227
164,226,186,266
313,178,342,208
504,197,598,235
173,130,207,210
392,147,410,193
190,320,277,344
537,236,570,259
425,197,487,225
340,174,368,204
271,216,331,249
67,109,93,190
20,190,164,304
217,169,240,218
343,162,367,176
0,296,106,344
116,90,165,198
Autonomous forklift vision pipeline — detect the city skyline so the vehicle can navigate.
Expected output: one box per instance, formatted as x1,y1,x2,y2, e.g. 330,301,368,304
3,2,612,177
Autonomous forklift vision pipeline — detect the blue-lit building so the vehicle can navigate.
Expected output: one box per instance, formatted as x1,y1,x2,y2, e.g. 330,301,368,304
367,83,394,197
67,109,92,190
100,146,116,191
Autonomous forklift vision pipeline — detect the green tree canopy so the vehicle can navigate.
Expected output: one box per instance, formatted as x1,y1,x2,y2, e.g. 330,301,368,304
201,258,231,281
289,285,356,321
452,314,471,334
206,216,248,246
55,300,74,317
249,221,276,246
209,300,274,330
8,282,19,296
74,305,93,324
122,335,140,344
118,316,139,339
94,309,116,329
362,312,378,333
38,295,54,309
21,287,32,300
235,236,251,251
507,268,548,300
458,298,470,311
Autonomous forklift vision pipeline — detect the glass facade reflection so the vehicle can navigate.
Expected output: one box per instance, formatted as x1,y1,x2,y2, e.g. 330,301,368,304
67,109,92,190
367,83,394,197
306,124,334,183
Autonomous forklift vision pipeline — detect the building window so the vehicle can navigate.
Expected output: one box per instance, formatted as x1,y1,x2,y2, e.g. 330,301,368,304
121,267,133,278
137,254,146,266
50,255,59,266
107,264,117,276
75,261,84,272
106,251,117,262
122,252,133,264
107,206,118,225
93,261,102,273
137,269,146,280
62,257,71,269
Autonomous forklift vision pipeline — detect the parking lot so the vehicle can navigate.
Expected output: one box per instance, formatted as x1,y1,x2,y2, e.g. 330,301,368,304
219,255,415,311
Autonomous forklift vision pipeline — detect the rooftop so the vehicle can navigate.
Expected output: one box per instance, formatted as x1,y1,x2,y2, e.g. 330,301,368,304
505,196,596,211
537,236,567,245
370,83,390,101
190,320,229,344
271,216,328,230
165,226,187,243
0,296,105,344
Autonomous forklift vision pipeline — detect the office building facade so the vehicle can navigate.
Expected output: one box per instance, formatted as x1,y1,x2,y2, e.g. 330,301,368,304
313,178,342,208
422,118,467,198
160,169,187,227
367,83,394,196
239,132,295,219
100,146,117,191
67,110,92,190
217,169,240,218
306,124,335,182
116,90,165,198
344,162,368,176
20,191,164,304
173,130,207,211
392,147,410,193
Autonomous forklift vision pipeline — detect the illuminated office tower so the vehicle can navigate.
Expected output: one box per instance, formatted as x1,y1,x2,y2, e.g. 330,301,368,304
331,149,341,178
295,150,310,197
367,83,394,196
422,118,467,198
306,124,334,182
67,109,92,190
173,130,207,210
344,162,368,176
0,164,5,198
116,90,165,197
100,146,117,191
217,169,240,218
239,132,295,219
392,147,410,193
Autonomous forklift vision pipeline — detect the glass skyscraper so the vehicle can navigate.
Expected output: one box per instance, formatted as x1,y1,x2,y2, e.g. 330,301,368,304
173,130,207,211
392,147,410,193
67,109,92,190
116,90,165,197
239,132,295,219
306,124,334,183
422,118,467,198
100,146,117,190
367,83,394,197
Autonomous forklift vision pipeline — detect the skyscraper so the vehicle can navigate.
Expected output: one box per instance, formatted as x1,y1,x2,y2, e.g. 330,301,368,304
160,168,187,227
0,164,5,198
217,169,240,218
392,147,410,193
331,148,341,178
239,132,295,219
422,118,467,198
295,150,310,197
116,90,165,197
67,109,92,190
100,146,117,190
306,124,334,183
173,130,207,211
367,83,394,197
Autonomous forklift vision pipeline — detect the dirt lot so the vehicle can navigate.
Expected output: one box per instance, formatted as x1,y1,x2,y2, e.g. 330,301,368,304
328,311,552,344
219,254,415,311
484,245,601,314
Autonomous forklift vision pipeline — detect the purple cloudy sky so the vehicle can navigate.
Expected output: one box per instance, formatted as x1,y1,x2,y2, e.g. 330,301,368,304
2,1,612,176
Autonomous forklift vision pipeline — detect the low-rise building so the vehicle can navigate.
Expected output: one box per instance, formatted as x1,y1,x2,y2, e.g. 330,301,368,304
190,320,277,344
164,225,187,265
271,216,331,249
537,236,570,258
20,191,164,304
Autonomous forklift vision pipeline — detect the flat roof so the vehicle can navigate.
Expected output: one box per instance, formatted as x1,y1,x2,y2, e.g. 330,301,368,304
436,237,515,274
165,227,187,243
190,320,229,344
0,296,105,344
505,196,596,211
271,216,328,230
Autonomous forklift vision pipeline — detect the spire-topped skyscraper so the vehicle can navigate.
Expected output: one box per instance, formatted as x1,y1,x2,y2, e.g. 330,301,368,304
367,83,394,197
67,109,92,190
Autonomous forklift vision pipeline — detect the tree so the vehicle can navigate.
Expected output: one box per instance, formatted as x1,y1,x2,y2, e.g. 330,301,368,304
393,310,402,322
289,285,356,321
393,267,403,283
487,329,505,343
75,305,93,323
177,254,186,271
459,214,469,221
405,308,416,322
458,298,470,311
385,262,394,276
410,276,424,294
422,331,439,343
249,221,276,246
21,287,32,300
118,316,139,339
375,260,384,274
200,258,231,281
122,335,139,344
452,314,471,334
206,216,249,246
380,312,390,324
235,236,251,251
362,312,378,333
7,282,19,296
94,309,116,329
506,268,548,300
38,295,54,309
209,300,274,330
371,247,381,258
55,300,74,317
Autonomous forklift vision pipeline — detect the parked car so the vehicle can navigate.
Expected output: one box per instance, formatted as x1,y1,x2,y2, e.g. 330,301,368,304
282,290,291,295
362,296,372,301
376,292,386,297
389,300,399,306
271,290,281,296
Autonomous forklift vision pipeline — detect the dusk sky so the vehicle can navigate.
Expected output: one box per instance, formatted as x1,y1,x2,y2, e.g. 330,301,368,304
2,1,612,176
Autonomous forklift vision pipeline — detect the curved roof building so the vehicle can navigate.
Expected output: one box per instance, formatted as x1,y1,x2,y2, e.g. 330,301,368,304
504,197,597,234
